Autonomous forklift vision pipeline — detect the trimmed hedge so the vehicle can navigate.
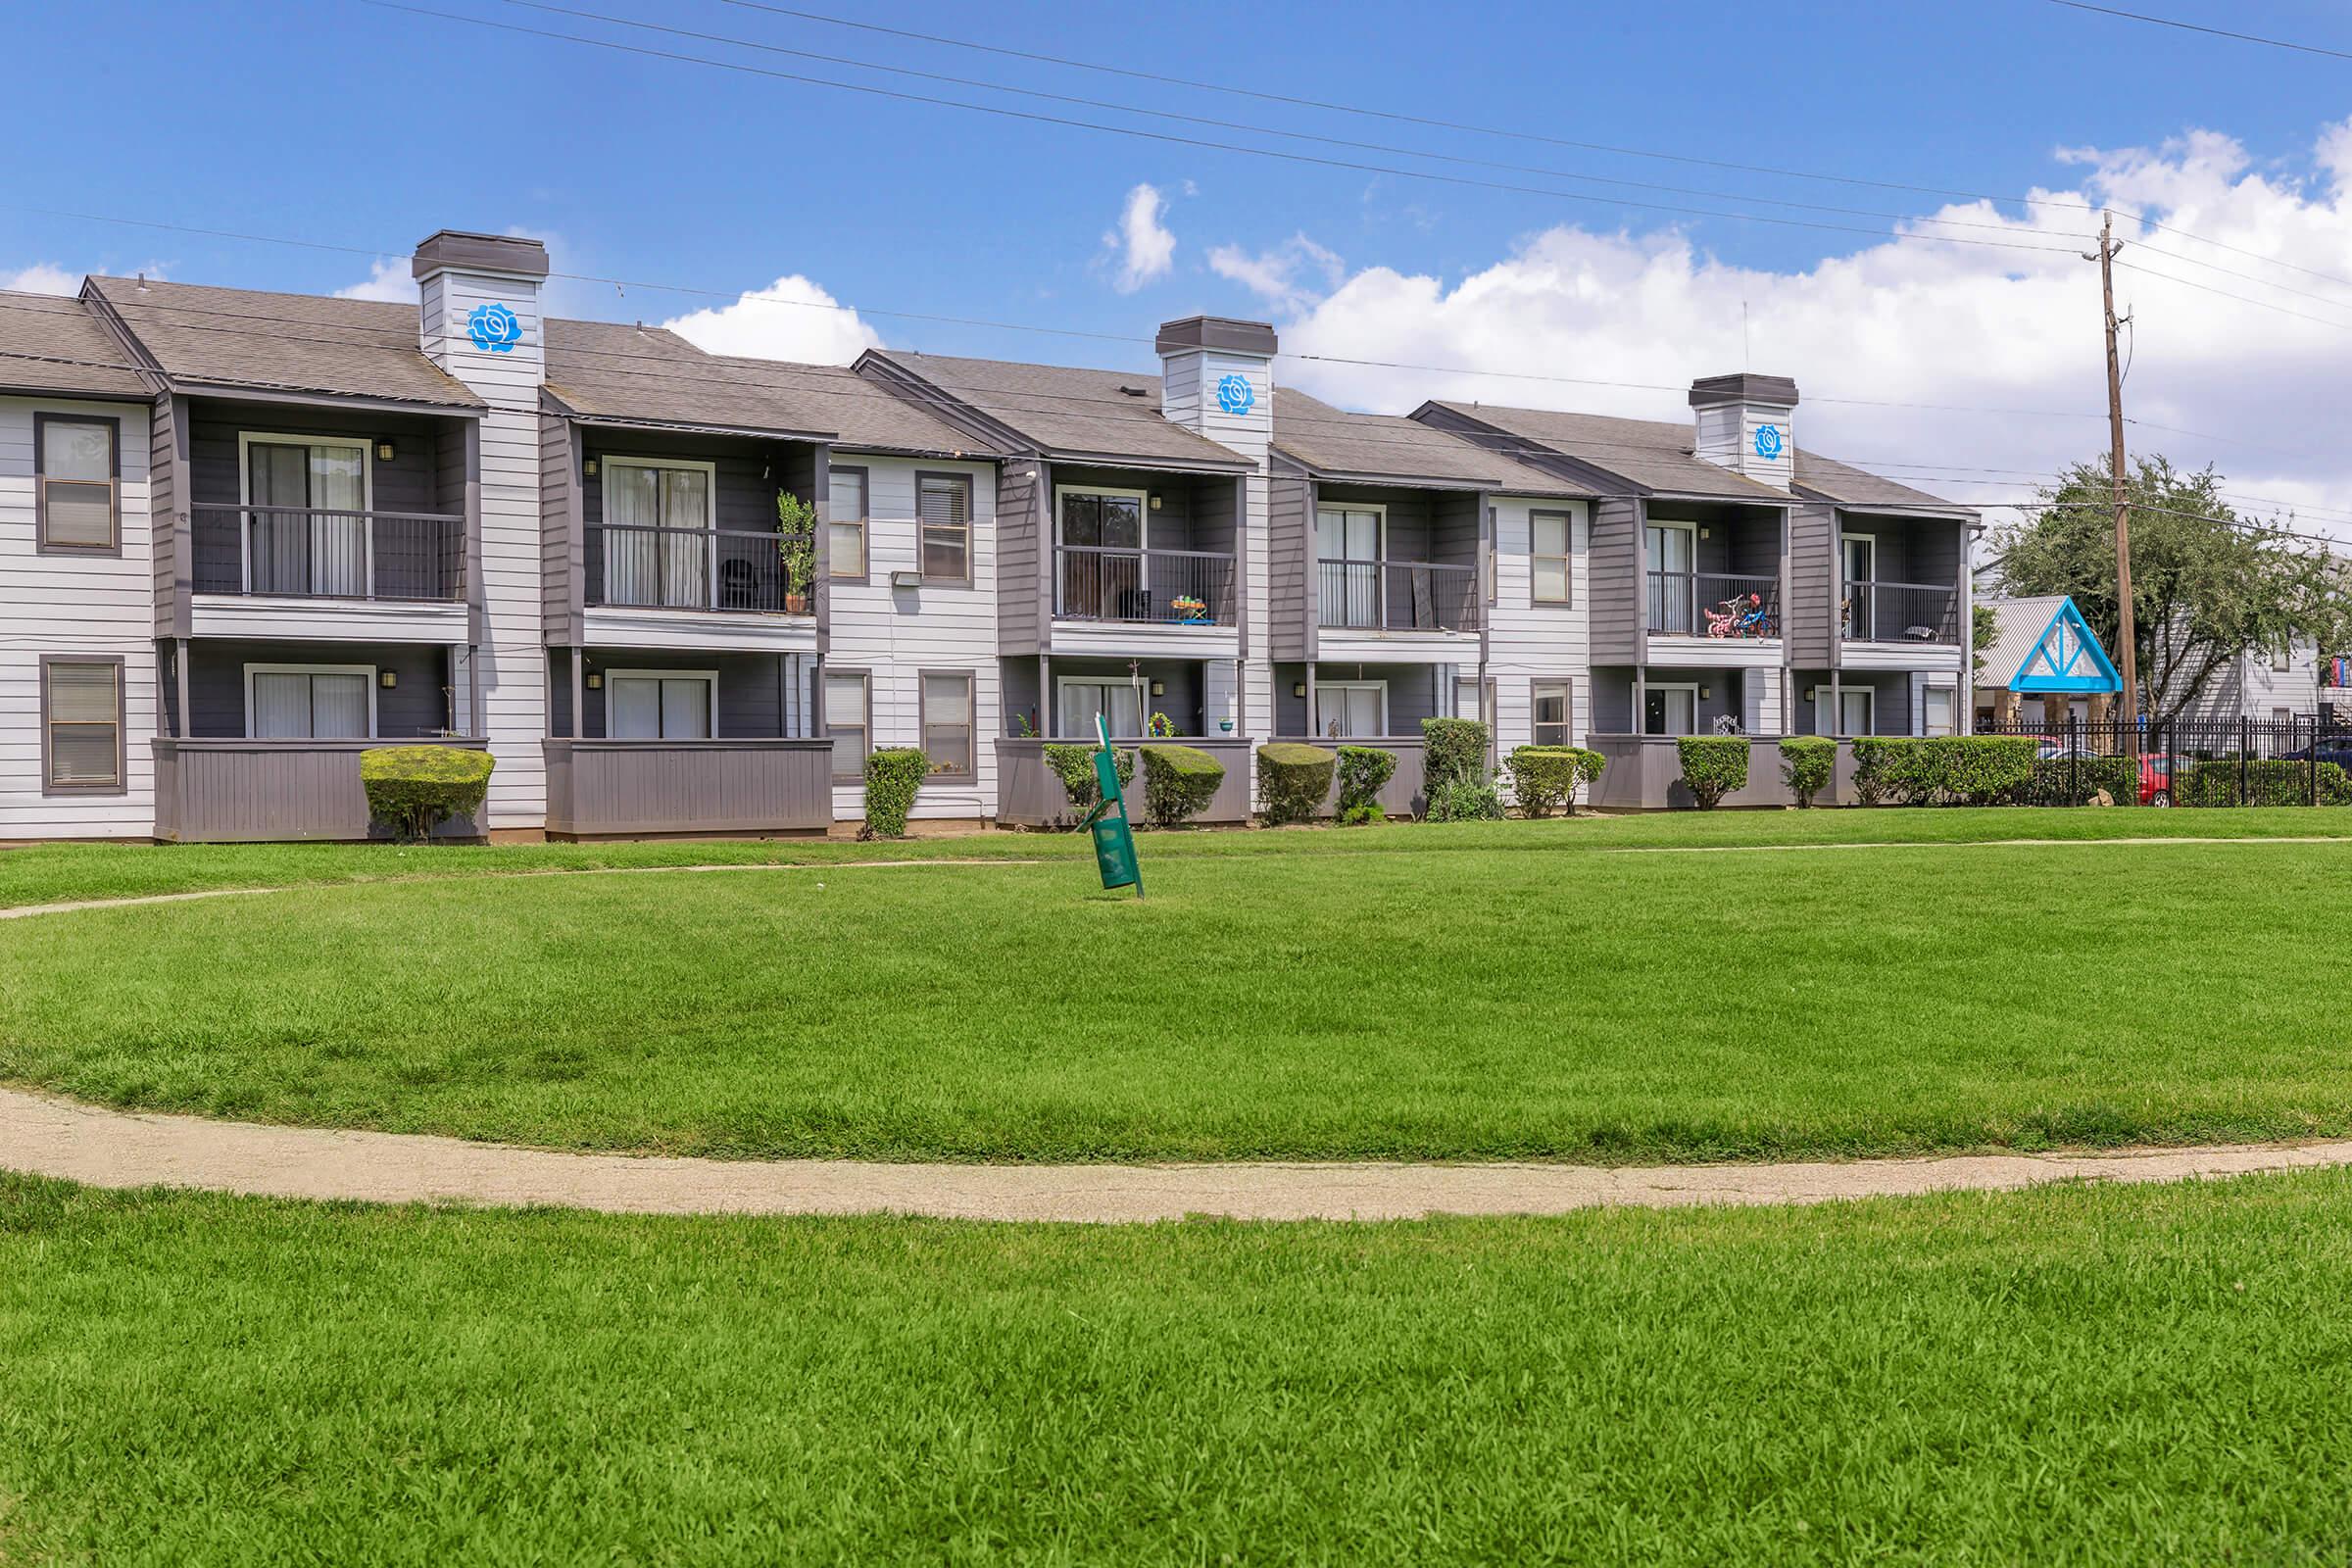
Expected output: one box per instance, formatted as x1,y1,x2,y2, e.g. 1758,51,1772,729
1256,742,1336,825
1042,742,1135,819
2177,759,2352,808
1334,745,1397,819
1421,717,1490,790
1675,736,1749,810
1851,736,2039,807
1504,745,1605,816
861,747,928,838
1777,737,1836,808
360,746,493,840
1139,743,1227,825
1424,777,1504,822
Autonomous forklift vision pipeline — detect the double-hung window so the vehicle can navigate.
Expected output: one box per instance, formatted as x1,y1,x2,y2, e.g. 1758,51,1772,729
243,435,370,596
827,466,868,583
920,670,974,776
1923,686,1957,737
603,458,714,610
1533,681,1573,746
36,415,120,553
1530,510,1573,605
917,473,971,583
43,659,124,793
825,670,870,781
247,664,373,740
1313,681,1387,740
606,671,715,740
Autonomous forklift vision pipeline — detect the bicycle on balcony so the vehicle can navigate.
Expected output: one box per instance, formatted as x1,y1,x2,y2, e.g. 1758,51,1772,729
1705,592,1773,640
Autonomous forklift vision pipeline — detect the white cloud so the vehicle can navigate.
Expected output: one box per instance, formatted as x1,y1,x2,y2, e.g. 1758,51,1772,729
1257,120,2352,547
0,264,83,295
1102,183,1176,293
335,258,416,303
658,274,881,365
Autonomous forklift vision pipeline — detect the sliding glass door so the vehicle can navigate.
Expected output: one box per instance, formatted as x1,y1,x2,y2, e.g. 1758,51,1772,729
246,438,368,596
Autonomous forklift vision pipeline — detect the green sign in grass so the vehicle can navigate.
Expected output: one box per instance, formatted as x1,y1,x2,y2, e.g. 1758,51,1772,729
1083,713,1142,896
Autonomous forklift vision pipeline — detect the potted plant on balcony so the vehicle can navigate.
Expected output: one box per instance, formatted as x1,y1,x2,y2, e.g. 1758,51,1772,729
1169,594,1208,624
777,491,818,613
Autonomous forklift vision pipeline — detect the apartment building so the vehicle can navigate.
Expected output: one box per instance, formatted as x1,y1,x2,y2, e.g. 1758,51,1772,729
0,227,1978,840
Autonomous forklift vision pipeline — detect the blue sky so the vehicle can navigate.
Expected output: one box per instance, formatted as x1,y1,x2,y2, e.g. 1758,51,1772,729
9,0,2352,527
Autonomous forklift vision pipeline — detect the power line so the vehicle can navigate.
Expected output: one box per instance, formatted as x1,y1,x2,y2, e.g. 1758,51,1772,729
2112,258,2352,332
2045,0,2352,61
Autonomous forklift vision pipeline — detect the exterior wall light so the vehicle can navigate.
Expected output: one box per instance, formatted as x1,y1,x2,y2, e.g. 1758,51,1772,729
379,670,398,689
1151,680,1165,696
585,673,602,690
376,439,397,463
584,457,599,477
1292,682,1307,699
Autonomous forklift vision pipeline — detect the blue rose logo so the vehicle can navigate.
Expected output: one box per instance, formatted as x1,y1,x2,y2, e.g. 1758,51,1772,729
1753,422,1785,461
1215,372,1255,416
466,302,523,354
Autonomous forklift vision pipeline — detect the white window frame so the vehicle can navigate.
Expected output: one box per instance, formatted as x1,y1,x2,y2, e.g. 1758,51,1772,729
1316,502,1388,629
1054,675,1152,740
243,662,379,740
1644,519,1699,634
823,667,870,781
919,668,977,777
1529,510,1575,607
236,432,376,596
1817,685,1876,737
1922,684,1957,737
1531,679,1574,746
604,667,718,741
1642,681,1701,737
1840,532,1879,641
1313,678,1390,740
602,455,719,609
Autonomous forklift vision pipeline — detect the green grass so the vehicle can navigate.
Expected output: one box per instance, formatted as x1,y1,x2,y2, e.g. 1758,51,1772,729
2,805,2345,909
7,1169,2352,1564
4,828,2347,1162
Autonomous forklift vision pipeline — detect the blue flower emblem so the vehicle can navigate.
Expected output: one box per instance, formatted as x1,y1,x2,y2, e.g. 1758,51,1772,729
1752,422,1785,461
1214,372,1255,416
466,302,523,354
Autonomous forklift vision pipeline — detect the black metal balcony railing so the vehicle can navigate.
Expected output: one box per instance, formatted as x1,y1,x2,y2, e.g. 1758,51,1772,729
587,525,816,613
193,505,466,602
1054,545,1238,625
1316,559,1482,633
1646,571,1780,638
1844,580,1959,644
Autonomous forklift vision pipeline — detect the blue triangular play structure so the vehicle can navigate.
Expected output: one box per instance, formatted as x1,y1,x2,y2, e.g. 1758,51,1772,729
2012,597,2122,694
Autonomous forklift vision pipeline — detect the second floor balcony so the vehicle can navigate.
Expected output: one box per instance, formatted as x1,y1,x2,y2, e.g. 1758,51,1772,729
1646,570,1780,639
193,505,466,602
1316,558,1482,634
1844,579,1959,644
585,525,815,615
1054,544,1237,625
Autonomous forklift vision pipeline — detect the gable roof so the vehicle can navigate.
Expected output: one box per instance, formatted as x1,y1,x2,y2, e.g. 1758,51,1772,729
0,291,153,399
1419,401,1789,502
1791,450,1975,514
864,350,1250,470
85,276,483,410
1979,595,2122,693
1272,389,1594,497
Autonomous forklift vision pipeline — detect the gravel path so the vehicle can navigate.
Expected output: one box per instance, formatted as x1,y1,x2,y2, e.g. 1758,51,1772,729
7,1087,2347,1222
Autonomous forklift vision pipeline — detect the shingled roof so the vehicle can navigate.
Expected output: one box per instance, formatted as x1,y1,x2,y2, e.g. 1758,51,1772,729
863,350,1250,469
1792,449,1974,514
0,291,152,399
1272,389,1592,496
1417,401,1790,502
85,276,483,410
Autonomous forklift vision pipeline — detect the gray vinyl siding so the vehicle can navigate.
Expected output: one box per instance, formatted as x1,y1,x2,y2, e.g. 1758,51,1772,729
545,648,793,739
1191,470,1240,555
1432,490,1481,571
577,432,806,605
539,415,580,642
1590,498,1642,662
150,394,186,638
1835,514,1962,589
1592,668,1634,733
1267,466,1310,662
996,460,1042,655
179,640,456,739
185,405,453,594
1787,503,1837,663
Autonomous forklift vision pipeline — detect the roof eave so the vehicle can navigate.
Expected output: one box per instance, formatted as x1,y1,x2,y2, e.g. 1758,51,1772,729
165,378,485,416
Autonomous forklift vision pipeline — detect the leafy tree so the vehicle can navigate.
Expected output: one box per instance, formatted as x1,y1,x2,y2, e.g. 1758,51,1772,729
1972,603,1997,675
1990,455,2345,725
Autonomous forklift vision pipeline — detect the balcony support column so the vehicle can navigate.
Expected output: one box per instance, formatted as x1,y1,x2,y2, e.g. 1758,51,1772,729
568,647,584,741
174,638,191,740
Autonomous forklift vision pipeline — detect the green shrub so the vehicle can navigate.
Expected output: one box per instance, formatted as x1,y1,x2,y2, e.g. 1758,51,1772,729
1504,745,1605,816
1421,717,1490,790
2014,754,2139,807
1340,802,1387,826
1334,745,1397,818
1675,736,1750,810
1849,736,2037,807
1778,737,1836,808
1424,776,1504,822
1042,742,1135,819
2177,759,2352,808
1138,743,1227,825
861,747,928,838
360,746,493,840
1256,742,1336,825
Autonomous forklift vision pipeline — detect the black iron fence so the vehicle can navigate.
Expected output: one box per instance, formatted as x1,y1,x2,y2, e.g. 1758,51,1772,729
1054,545,1237,624
1316,559,1482,633
587,526,815,613
1646,570,1779,638
1974,713,2352,807
1843,580,1959,644
194,505,466,601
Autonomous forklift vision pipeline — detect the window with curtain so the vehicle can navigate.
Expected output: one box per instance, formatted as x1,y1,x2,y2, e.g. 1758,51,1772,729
606,673,714,740
827,468,867,581
603,460,713,609
248,666,372,740
918,474,970,582
1057,679,1145,739
44,660,122,790
246,438,368,596
825,670,869,781
1533,681,1572,746
1531,511,1572,605
921,671,974,775
1314,683,1386,739
36,416,118,551
1923,686,1957,737
1315,507,1382,628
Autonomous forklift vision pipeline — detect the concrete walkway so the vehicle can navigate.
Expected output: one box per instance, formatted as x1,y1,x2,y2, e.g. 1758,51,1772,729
7,1087,2348,1222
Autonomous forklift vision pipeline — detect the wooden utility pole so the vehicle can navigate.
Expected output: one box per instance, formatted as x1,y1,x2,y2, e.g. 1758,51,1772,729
2088,212,2140,727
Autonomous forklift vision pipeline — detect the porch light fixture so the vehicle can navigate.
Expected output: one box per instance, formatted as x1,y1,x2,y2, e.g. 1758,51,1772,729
1151,680,1165,696
585,673,602,690
1699,686,1712,700
376,439,396,463
1803,686,1817,702
1149,494,1162,511
583,457,599,477
379,670,398,689
1698,526,1710,539
1292,682,1307,699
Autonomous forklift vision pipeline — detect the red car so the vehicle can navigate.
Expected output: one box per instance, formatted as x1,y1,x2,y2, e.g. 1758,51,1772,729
2038,743,2180,806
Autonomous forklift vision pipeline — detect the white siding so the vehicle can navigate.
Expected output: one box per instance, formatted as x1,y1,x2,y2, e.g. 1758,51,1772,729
0,396,159,838
1158,348,1272,751
419,270,547,828
825,454,999,821
1486,495,1592,756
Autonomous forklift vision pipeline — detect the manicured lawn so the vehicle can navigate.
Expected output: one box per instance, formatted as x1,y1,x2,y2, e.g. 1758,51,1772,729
6,1169,2352,1564
1,804,2345,908
3,828,2346,1161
